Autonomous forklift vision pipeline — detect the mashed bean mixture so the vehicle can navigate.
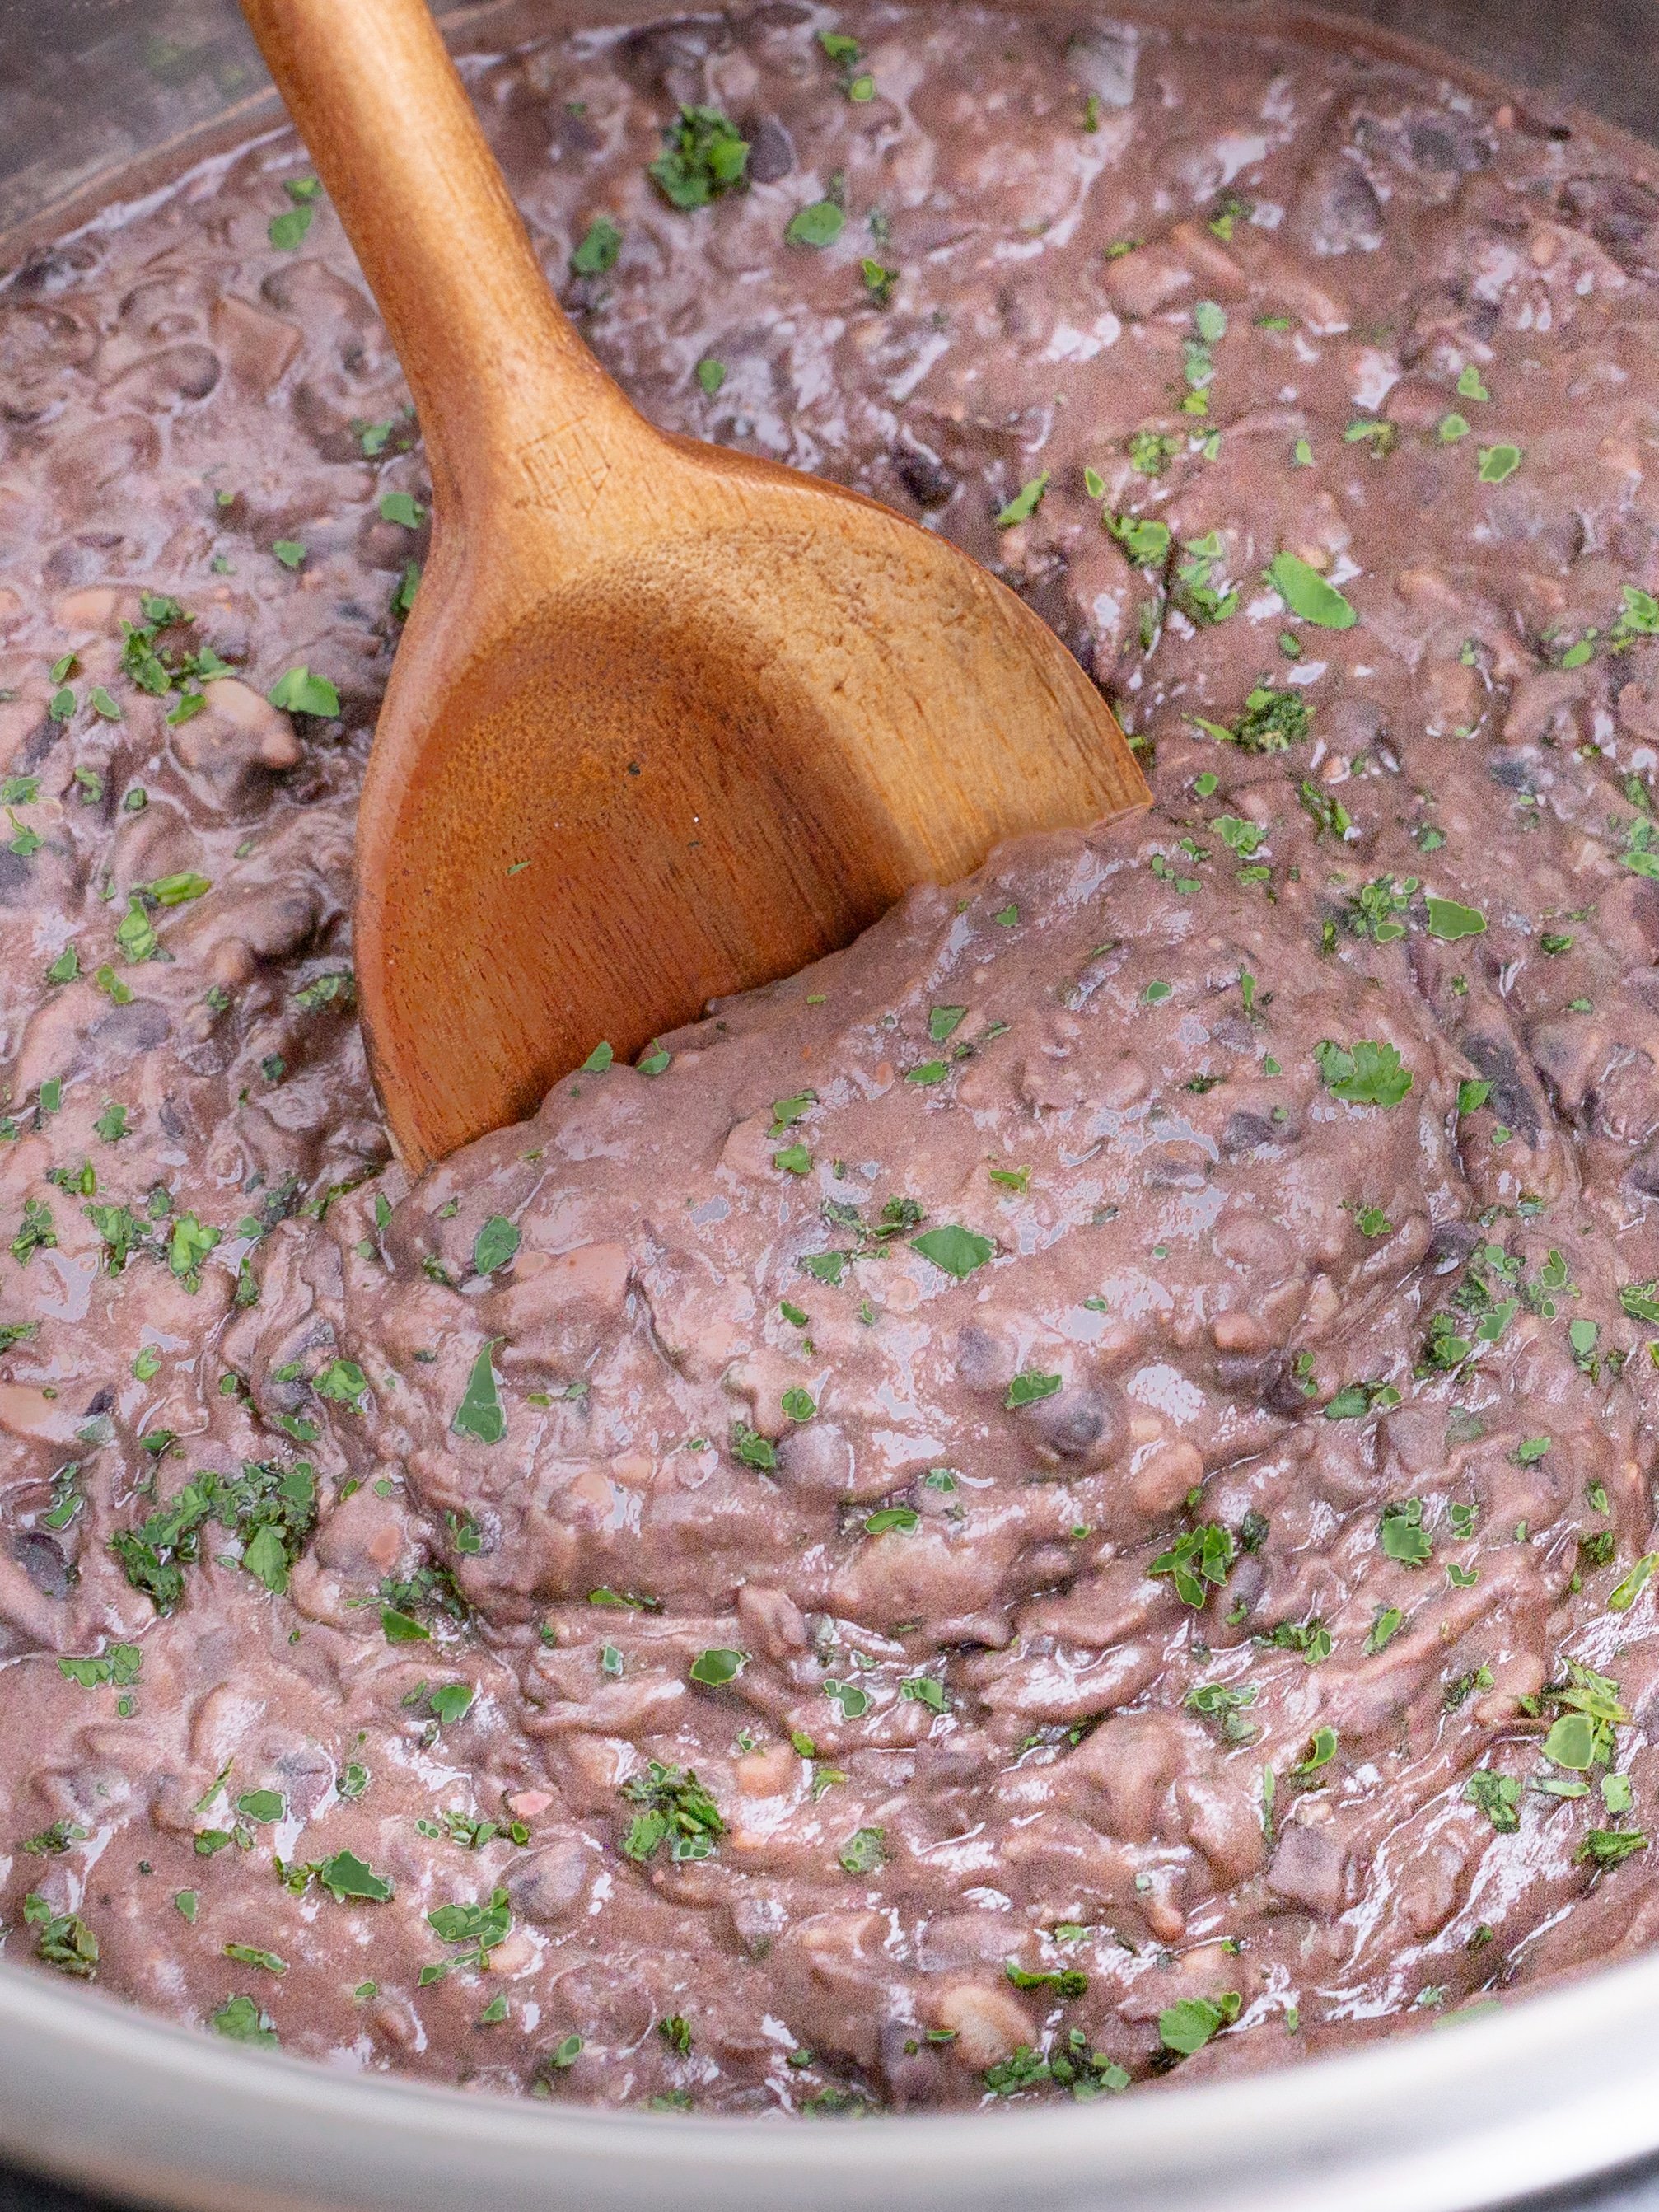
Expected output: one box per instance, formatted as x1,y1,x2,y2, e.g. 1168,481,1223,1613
7,0,1659,2117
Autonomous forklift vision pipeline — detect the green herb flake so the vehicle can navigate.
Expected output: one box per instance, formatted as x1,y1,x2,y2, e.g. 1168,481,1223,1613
689,1647,747,1687
619,1761,725,1864
786,200,845,249
473,1215,521,1275
211,1995,277,2046
316,1850,394,1903
268,203,314,251
1425,895,1486,942
1148,1523,1236,1608
1158,1992,1240,2056
571,215,623,275
909,1224,995,1279
1315,1038,1413,1108
1266,552,1357,629
1005,1369,1062,1410
452,1340,506,1445
1379,1498,1433,1566
648,106,750,208
267,666,339,717
838,1825,886,1875
223,1943,287,1976
996,472,1050,529
1610,1554,1659,1612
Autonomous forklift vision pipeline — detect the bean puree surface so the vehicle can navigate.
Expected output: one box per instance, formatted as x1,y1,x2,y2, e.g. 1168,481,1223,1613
7,0,1659,2117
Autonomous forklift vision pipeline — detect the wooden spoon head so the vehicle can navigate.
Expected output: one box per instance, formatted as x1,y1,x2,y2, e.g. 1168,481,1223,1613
357,441,1149,1171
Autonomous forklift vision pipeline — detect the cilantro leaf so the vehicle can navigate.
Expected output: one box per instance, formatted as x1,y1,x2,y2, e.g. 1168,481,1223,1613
648,106,750,208
212,1995,277,2045
1425,895,1486,942
909,1224,994,1279
1105,513,1171,567
1379,1498,1432,1565
570,215,622,275
1315,1038,1412,1107
1159,1992,1240,2055
1465,1770,1521,1832
268,203,313,251
316,1850,394,1903
838,1825,886,1874
786,200,844,248
266,666,339,717
1266,552,1356,629
1148,1523,1236,1607
995,472,1050,529
1005,1370,1062,1410
1610,1553,1659,1613
472,1215,521,1275
1477,444,1522,484
619,1761,724,1862
452,1339,506,1444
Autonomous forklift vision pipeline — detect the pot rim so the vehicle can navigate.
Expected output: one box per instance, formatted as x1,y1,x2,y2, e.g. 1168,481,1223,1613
4,1938,1659,2210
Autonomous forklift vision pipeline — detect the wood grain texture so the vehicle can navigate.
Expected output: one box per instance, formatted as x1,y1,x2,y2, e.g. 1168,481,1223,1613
239,0,1151,1173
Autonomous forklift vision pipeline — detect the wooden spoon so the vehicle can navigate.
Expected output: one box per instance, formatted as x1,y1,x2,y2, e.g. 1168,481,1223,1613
240,0,1150,1173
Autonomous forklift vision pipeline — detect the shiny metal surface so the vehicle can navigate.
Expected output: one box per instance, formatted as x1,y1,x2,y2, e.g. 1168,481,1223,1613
4,3,1659,2206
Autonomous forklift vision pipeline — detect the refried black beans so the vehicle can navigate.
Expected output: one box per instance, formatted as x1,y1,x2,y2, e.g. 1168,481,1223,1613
6,0,1659,2118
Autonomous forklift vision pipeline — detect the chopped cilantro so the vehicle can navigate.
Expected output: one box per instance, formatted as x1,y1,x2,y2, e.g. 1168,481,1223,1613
1315,1038,1412,1107
1379,1499,1432,1565
25,1896,99,1980
1425,896,1486,942
1579,1828,1647,1868
1148,1523,1235,1608
787,200,844,248
648,106,750,208
472,1215,521,1274
212,1995,276,2045
619,1761,724,1863
838,1825,886,1874
1159,1992,1239,2056
1267,552,1355,629
571,216,622,275
267,666,339,717
1465,1770,1521,1832
452,1340,506,1444
316,1850,393,1903
111,1460,317,1610
1106,513,1171,567
909,1224,994,1279
996,472,1050,529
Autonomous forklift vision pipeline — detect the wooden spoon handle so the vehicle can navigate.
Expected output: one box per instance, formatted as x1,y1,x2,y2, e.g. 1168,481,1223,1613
239,0,642,522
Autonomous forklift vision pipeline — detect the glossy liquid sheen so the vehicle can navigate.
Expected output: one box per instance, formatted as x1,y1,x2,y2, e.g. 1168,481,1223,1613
3,0,1659,2116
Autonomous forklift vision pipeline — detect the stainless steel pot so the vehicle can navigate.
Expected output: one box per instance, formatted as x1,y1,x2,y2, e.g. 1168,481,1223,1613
4,4,1659,2206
